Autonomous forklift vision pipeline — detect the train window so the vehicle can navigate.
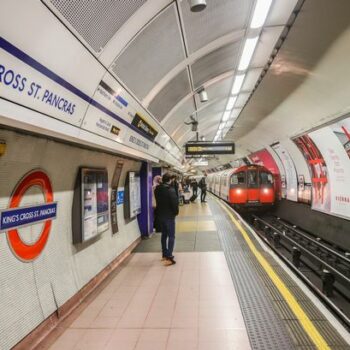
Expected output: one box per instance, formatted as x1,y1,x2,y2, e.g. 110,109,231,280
260,172,273,185
247,170,258,187
231,172,245,185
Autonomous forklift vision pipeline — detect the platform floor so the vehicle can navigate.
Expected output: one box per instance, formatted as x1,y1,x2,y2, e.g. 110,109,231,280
41,196,350,350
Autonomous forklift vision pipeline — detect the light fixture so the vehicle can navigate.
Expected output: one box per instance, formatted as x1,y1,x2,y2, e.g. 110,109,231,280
226,96,237,110
222,111,231,122
198,87,208,102
250,0,273,28
189,0,207,12
238,36,259,71
219,122,226,130
231,74,245,95
201,136,205,141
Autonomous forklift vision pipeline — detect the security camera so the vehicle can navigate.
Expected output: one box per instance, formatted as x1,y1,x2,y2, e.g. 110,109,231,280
198,88,208,103
189,0,207,12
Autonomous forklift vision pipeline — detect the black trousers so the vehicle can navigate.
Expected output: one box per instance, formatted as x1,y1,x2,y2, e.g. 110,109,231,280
201,189,207,202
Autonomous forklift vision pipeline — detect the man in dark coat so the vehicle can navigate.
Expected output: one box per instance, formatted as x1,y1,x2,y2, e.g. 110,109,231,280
155,173,179,265
199,176,207,203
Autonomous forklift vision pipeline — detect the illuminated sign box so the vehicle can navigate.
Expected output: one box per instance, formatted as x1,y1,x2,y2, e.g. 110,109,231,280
185,142,235,155
192,160,209,166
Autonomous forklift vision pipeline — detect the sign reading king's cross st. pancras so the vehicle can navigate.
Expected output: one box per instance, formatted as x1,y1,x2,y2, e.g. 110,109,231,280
0,170,57,261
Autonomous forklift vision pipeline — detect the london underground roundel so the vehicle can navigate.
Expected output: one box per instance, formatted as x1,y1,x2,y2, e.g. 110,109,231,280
0,170,57,261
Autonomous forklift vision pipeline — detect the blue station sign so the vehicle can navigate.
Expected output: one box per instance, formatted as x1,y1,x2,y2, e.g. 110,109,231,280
0,202,57,231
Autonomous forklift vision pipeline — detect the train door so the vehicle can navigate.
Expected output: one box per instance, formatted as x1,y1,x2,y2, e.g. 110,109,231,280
230,170,247,203
247,169,260,202
259,170,275,203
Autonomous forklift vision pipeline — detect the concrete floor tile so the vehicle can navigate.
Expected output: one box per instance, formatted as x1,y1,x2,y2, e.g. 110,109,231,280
48,329,86,350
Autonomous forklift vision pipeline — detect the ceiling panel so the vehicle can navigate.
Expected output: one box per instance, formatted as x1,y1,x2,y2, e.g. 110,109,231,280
250,26,285,68
163,97,196,134
235,93,251,108
180,0,254,53
266,0,299,26
112,4,185,99
242,68,264,91
191,41,241,89
148,69,191,122
47,0,147,53
197,99,227,121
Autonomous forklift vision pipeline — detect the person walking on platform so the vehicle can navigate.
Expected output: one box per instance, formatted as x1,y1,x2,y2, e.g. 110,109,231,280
199,176,207,203
155,173,179,265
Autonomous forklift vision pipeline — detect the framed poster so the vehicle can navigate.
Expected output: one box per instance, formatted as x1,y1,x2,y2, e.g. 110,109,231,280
72,168,109,244
124,172,141,220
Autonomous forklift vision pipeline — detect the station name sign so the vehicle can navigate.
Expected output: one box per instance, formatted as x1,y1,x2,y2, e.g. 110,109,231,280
131,113,158,141
185,142,235,156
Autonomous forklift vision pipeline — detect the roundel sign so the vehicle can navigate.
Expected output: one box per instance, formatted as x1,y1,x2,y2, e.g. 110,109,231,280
0,170,57,261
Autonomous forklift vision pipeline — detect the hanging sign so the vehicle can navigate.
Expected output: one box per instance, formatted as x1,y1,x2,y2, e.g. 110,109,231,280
185,142,235,155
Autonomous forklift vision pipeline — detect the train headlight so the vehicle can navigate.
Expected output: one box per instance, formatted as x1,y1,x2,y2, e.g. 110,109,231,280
236,189,242,194
263,188,269,194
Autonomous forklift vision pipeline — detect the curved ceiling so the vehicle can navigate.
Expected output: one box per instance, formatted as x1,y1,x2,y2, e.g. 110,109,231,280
45,0,305,158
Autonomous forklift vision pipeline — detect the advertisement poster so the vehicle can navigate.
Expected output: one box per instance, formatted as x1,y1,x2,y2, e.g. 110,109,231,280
330,118,350,158
271,143,298,201
294,134,330,213
111,161,124,234
129,172,141,218
82,169,109,241
308,123,350,219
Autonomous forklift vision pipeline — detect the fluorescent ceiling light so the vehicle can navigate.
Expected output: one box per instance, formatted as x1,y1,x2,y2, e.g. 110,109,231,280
251,0,273,29
238,36,259,71
219,122,226,130
222,111,231,122
226,96,237,110
231,74,245,95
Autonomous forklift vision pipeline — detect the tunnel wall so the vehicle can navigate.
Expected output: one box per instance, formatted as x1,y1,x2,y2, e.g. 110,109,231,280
273,199,350,251
0,128,142,349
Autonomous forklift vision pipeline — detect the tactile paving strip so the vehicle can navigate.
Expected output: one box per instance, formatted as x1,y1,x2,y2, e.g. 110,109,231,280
209,198,350,350
212,204,294,349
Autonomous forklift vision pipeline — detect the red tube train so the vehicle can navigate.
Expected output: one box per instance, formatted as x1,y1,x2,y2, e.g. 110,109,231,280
207,165,276,209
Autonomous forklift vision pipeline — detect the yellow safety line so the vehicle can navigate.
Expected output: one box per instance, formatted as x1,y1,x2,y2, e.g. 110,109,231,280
215,198,331,350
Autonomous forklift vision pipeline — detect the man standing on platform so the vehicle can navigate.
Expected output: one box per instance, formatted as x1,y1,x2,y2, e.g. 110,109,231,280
155,173,179,265
199,175,207,203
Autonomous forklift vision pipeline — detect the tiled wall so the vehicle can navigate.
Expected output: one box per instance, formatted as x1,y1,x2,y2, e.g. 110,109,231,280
0,128,141,349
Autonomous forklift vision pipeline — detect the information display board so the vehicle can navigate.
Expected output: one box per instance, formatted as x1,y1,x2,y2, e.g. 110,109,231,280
185,142,235,155
81,168,109,241
72,168,109,244
124,172,141,220
129,172,141,218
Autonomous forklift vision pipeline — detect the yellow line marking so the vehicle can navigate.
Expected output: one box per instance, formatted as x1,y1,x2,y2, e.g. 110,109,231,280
215,198,331,350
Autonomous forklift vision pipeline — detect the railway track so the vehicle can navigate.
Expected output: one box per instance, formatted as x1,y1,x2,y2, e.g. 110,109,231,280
247,213,350,329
